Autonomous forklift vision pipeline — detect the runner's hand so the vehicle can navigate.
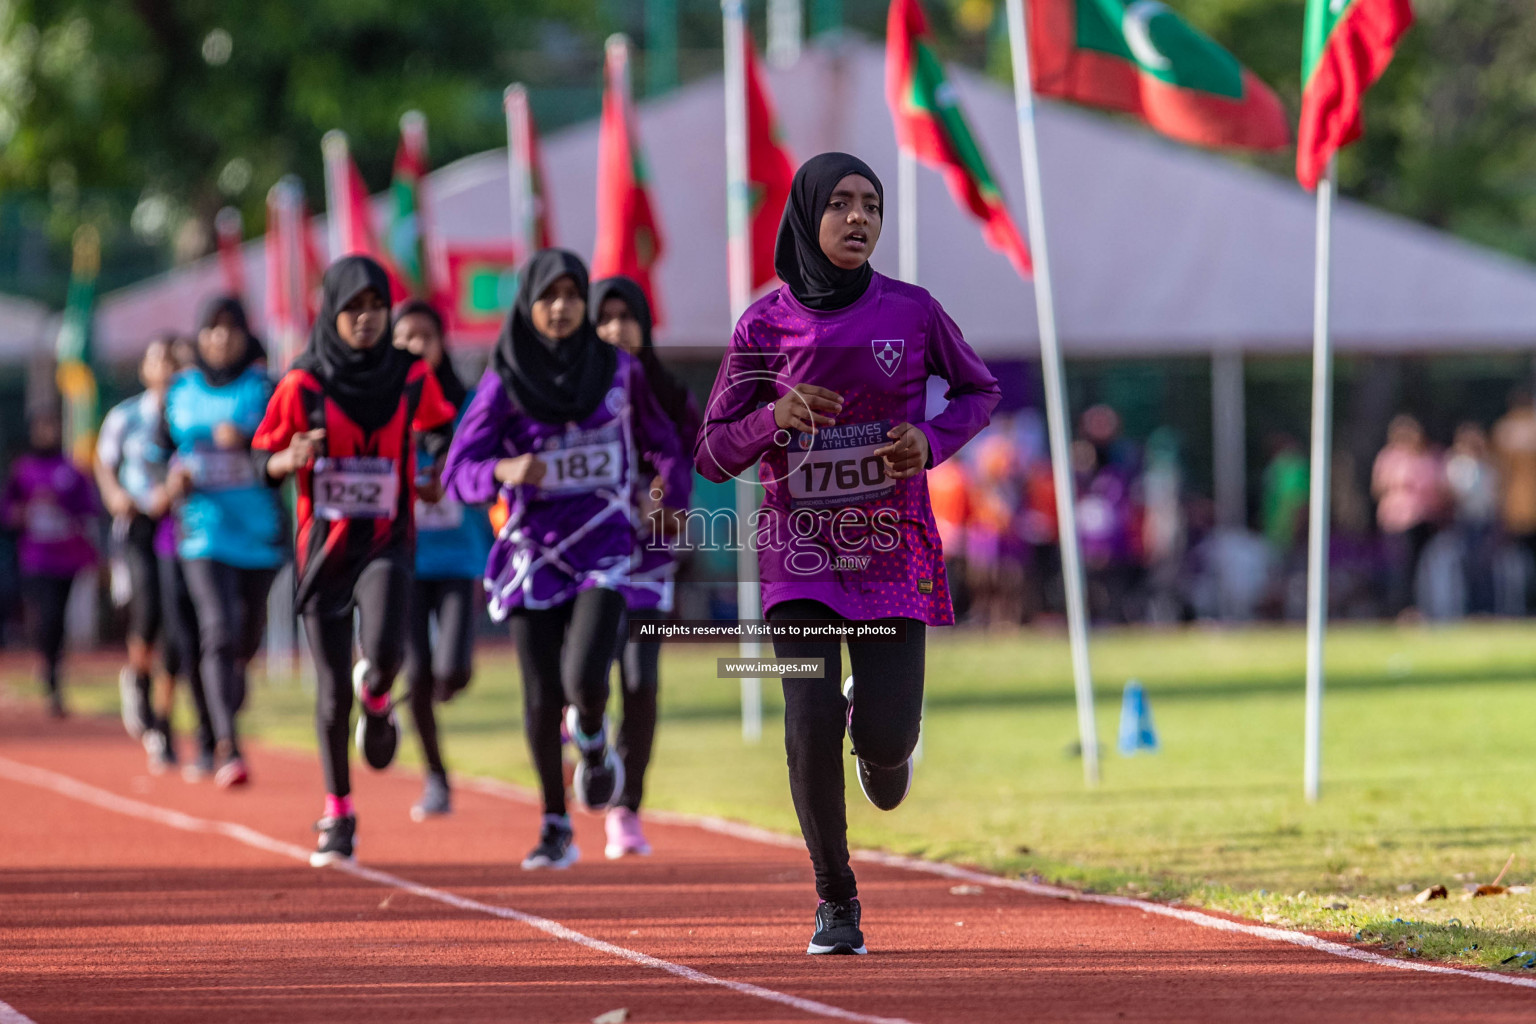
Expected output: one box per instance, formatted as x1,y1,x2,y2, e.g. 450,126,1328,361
165,465,193,500
773,385,843,434
495,453,546,488
285,429,326,468
104,488,135,520
213,422,246,450
874,423,930,480
415,461,445,503
145,486,172,518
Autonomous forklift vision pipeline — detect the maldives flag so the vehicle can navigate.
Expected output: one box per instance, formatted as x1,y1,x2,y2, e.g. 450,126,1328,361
1296,0,1413,189
388,111,436,299
215,207,246,303
322,130,408,301
592,37,664,323
886,0,1032,279
743,30,795,291
1028,0,1289,151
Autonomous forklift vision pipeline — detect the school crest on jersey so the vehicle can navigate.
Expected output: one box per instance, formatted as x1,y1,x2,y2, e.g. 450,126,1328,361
871,339,904,378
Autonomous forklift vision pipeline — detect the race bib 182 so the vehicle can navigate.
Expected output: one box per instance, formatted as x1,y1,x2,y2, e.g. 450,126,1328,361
537,425,624,497
313,456,399,521
787,420,896,510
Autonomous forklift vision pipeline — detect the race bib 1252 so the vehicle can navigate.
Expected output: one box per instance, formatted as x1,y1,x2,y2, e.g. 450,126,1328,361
313,456,399,521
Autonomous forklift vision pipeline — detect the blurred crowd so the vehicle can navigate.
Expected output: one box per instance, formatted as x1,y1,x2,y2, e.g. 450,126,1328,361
930,392,1536,626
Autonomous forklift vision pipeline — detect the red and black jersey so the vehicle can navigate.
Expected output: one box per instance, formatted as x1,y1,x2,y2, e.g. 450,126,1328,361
253,360,455,611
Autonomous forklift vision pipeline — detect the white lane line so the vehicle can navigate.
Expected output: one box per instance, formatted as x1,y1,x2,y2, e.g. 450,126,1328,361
0,756,915,1024
0,1000,39,1024
468,776,1536,995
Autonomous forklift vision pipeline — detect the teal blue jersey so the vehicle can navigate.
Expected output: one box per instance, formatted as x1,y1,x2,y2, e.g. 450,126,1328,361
160,367,287,568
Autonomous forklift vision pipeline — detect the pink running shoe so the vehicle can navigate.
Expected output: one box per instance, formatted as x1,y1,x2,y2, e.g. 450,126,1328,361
215,757,249,789
604,806,651,859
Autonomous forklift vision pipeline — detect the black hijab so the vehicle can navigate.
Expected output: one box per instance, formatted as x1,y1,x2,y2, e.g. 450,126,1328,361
589,275,692,427
492,249,616,424
195,295,267,387
773,152,884,312
393,297,467,411
292,255,414,433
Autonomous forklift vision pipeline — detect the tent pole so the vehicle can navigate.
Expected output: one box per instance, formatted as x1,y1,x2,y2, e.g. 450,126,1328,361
723,0,763,744
1212,350,1246,529
1304,157,1337,803
1004,0,1098,786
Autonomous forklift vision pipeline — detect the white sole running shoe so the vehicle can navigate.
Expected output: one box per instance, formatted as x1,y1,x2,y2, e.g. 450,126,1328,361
843,675,915,811
119,667,146,740
352,660,400,771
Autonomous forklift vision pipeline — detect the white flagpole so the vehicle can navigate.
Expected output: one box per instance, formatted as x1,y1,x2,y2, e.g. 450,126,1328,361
723,0,763,743
504,84,534,261
320,130,350,260
1304,157,1337,803
898,149,918,285
767,0,803,68
1004,0,1099,786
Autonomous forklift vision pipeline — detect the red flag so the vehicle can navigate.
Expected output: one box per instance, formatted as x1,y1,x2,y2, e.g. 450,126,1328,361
592,36,665,324
886,0,1032,278
1296,0,1413,189
743,31,795,292
1027,0,1289,152
215,207,247,303
505,85,556,259
322,130,408,300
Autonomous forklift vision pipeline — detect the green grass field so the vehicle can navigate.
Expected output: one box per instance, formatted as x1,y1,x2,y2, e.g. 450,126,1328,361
15,621,1536,972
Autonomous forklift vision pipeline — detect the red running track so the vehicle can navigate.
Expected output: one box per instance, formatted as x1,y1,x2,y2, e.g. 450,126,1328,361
2,710,1534,1023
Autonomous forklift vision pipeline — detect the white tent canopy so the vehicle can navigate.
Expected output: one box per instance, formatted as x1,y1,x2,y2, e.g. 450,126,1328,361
97,37,1536,360
0,292,56,360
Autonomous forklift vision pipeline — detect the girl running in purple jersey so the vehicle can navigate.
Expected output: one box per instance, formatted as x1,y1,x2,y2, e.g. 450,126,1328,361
695,152,1000,955
591,275,702,859
4,410,100,718
442,249,691,870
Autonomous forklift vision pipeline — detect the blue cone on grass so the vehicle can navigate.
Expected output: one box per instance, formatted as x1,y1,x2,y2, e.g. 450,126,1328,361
1117,679,1159,756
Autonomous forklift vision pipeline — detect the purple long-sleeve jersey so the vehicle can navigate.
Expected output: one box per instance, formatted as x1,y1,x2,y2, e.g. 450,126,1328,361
695,274,1000,625
442,350,691,616
2,453,99,578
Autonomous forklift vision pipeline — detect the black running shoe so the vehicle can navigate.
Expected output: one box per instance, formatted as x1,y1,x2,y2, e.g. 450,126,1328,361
310,814,357,867
841,675,915,811
352,661,399,771
521,816,578,869
565,707,624,810
807,898,867,955
855,756,914,812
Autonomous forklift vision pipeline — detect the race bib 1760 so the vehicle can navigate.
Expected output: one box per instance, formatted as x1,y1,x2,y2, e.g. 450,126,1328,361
313,456,399,521
787,420,896,510
536,425,624,497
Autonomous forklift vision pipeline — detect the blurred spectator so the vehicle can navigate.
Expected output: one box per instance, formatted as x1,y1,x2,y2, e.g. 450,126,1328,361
1073,406,1142,624
1445,422,1500,615
1372,414,1445,616
1493,387,1536,609
1261,433,1308,559
965,430,1026,627
927,456,972,621
1140,427,1185,622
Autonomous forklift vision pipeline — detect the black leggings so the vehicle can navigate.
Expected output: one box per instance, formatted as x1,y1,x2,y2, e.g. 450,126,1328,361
181,559,277,758
122,515,162,645
22,573,74,695
405,576,479,776
769,599,926,903
158,556,216,755
614,608,662,812
305,558,410,798
509,587,626,817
